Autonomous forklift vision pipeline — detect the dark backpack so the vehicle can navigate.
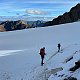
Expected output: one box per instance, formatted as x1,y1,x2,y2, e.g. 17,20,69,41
58,43,61,47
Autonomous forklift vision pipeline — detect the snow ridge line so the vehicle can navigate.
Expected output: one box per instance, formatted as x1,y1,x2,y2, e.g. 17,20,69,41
46,43,80,64
24,44,80,80
35,43,80,80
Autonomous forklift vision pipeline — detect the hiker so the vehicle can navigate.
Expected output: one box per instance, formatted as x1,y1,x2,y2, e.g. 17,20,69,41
39,47,45,66
58,43,61,52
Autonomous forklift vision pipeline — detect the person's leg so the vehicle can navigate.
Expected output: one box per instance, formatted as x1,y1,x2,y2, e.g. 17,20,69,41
41,56,44,66
58,47,60,52
58,47,59,52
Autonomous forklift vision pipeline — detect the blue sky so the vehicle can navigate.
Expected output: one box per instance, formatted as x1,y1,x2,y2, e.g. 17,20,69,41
0,0,80,19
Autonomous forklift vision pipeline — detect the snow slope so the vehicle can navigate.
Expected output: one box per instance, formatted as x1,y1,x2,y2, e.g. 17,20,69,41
0,21,80,80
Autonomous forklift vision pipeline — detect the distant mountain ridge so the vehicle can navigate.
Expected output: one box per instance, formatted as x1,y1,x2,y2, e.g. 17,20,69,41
0,20,46,32
44,3,80,26
0,20,31,31
28,20,45,28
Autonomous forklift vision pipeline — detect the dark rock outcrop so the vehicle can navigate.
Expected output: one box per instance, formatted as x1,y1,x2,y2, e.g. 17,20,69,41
69,60,80,71
64,77,77,80
44,3,80,26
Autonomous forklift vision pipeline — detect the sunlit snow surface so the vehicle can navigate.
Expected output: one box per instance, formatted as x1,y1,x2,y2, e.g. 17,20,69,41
0,22,80,80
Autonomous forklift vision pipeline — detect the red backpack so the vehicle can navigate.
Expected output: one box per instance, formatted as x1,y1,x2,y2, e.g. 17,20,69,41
40,48,45,56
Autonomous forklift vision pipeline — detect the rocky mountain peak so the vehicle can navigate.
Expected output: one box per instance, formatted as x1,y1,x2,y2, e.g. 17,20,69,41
44,3,80,26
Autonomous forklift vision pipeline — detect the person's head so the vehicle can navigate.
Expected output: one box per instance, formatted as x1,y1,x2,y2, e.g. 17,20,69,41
58,43,60,45
43,47,45,49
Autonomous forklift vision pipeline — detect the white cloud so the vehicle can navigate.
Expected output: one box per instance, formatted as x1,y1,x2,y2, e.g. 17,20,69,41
26,9,48,15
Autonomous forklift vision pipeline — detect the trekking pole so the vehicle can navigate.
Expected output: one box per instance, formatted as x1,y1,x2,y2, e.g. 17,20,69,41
44,65,46,80
44,64,47,80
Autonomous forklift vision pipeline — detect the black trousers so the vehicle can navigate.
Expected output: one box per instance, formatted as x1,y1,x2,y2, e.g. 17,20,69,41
58,47,60,52
41,56,44,65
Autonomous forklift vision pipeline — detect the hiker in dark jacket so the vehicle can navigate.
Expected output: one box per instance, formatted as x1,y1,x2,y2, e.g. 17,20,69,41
58,43,61,52
40,47,45,66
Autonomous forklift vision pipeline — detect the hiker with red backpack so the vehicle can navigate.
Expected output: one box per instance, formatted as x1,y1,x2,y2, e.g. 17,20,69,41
39,47,46,66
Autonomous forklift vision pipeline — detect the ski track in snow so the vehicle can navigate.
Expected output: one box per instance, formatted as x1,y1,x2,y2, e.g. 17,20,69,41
0,50,23,56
